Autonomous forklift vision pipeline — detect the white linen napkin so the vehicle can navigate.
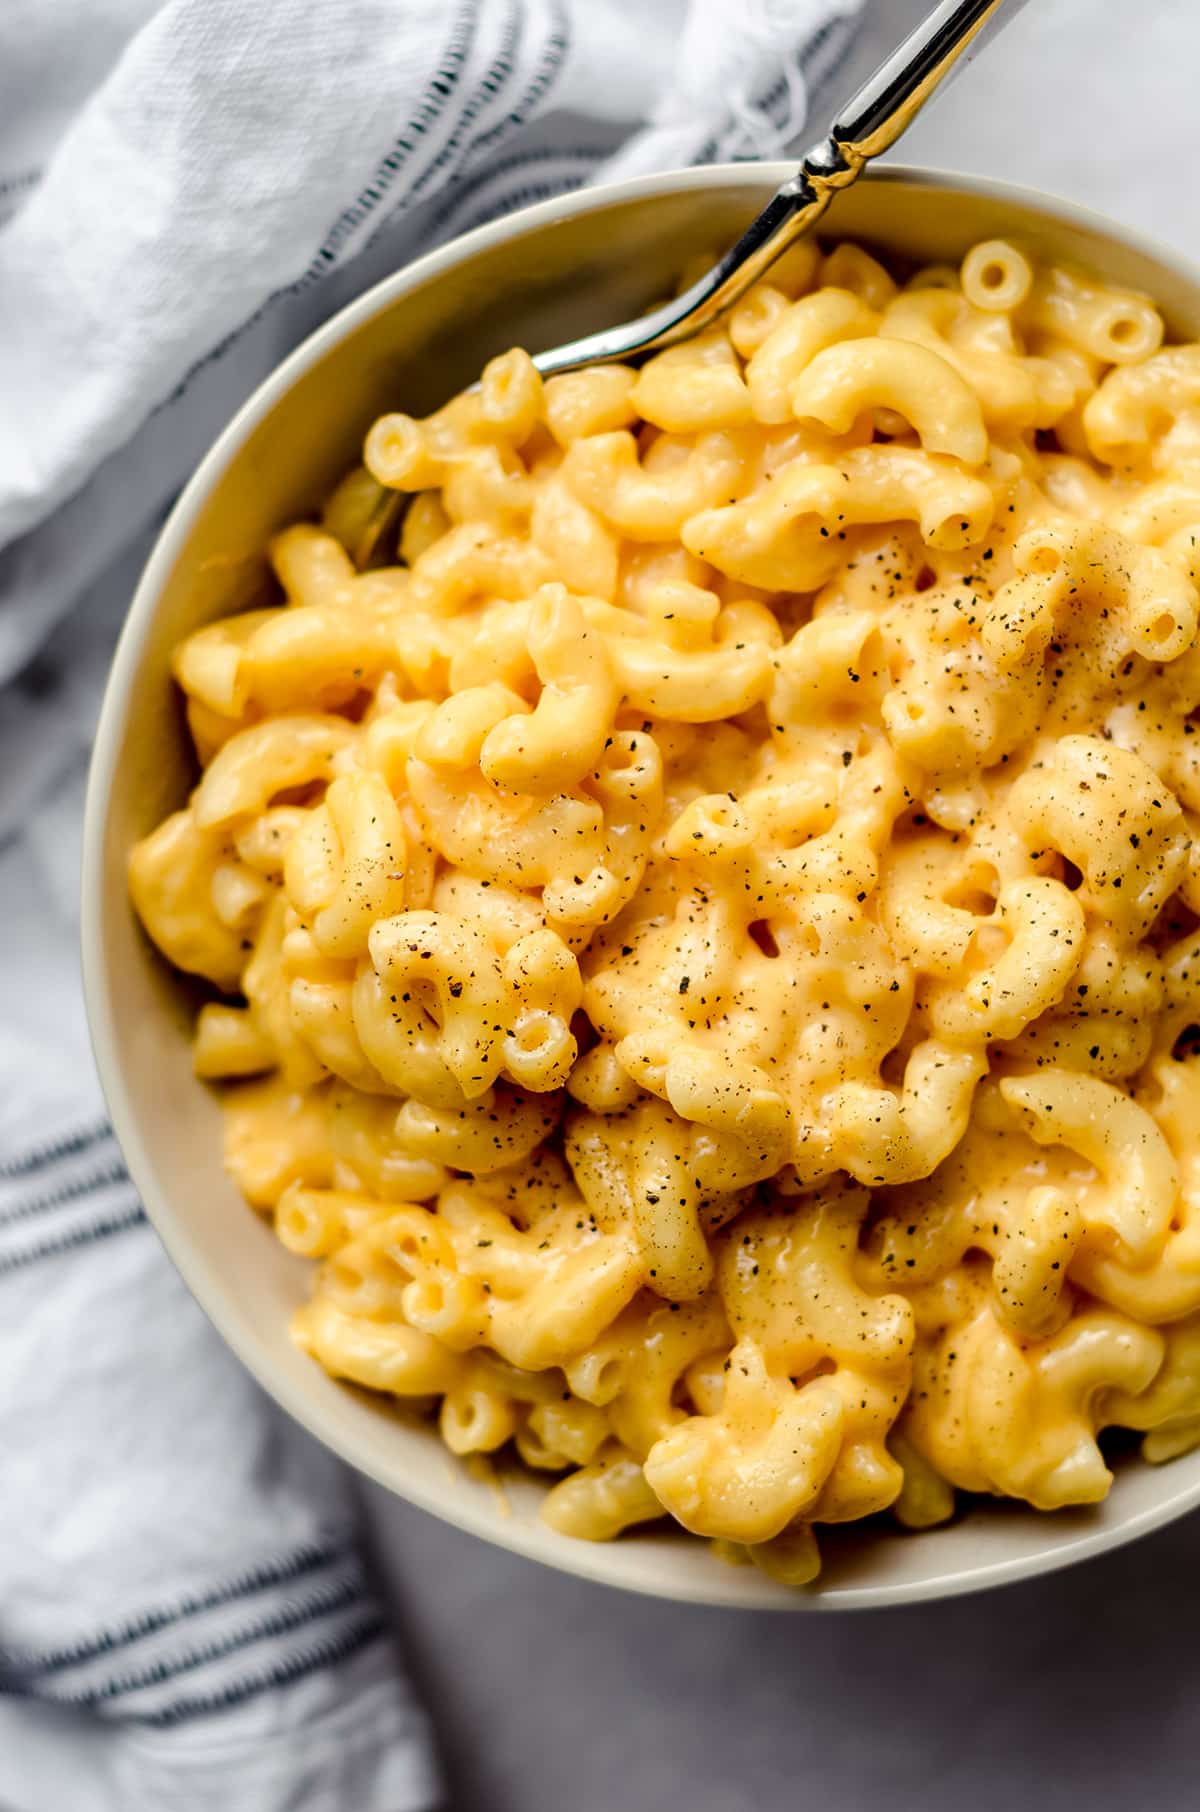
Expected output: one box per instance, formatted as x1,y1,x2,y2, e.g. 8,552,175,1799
0,2,860,1807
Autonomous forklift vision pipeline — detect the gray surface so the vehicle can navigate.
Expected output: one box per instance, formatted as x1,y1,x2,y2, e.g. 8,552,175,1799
362,4,1200,1807
366,1492,1200,1812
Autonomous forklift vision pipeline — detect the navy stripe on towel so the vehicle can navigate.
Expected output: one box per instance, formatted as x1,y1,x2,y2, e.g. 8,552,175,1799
428,143,606,237
49,1576,367,1708
1,1541,346,1680
0,1200,148,1278
294,0,483,286
0,1153,129,1231
462,0,570,166
142,1615,386,1728
0,1120,111,1181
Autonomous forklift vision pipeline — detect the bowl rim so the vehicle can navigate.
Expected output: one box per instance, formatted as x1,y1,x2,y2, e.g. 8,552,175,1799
82,158,1200,1611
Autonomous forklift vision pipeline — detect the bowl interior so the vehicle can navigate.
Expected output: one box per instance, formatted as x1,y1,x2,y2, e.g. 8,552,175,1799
84,165,1200,1608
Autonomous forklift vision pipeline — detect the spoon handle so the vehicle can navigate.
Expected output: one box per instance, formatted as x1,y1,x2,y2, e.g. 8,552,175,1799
534,0,1030,378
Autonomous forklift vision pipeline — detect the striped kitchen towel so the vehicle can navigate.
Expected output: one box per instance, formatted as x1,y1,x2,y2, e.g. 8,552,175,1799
0,1027,439,1812
0,1,860,1807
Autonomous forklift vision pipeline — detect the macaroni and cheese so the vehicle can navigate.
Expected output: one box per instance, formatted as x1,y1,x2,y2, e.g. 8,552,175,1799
130,235,1200,1585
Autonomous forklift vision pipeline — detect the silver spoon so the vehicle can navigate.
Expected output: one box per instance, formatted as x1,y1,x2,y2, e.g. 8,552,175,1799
533,0,1032,380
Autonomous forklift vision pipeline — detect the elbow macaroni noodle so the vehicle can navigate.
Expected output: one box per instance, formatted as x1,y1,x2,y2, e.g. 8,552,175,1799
129,236,1200,1582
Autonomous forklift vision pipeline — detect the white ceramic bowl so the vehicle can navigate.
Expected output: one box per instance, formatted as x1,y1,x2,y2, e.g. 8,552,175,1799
83,163,1200,1609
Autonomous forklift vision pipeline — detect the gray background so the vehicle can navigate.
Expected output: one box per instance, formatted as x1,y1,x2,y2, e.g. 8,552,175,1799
362,3,1200,1806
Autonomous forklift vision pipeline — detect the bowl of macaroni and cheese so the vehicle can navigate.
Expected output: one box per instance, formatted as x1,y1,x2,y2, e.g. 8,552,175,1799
84,163,1200,1606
